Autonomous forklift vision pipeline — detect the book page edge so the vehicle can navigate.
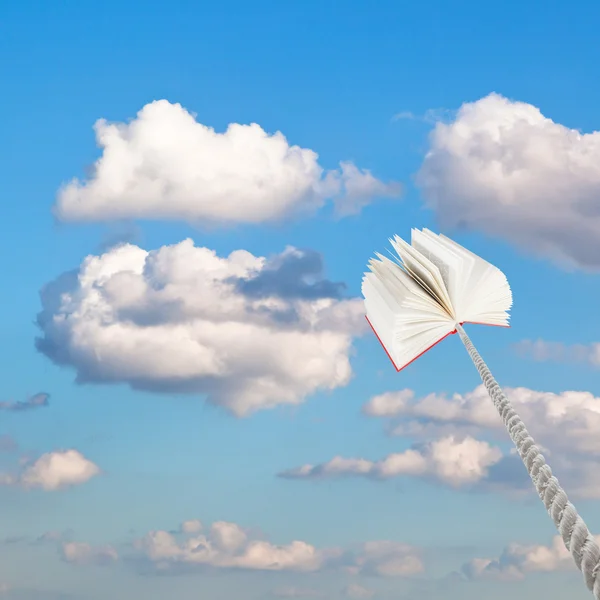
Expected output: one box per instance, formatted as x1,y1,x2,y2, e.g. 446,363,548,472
365,315,458,373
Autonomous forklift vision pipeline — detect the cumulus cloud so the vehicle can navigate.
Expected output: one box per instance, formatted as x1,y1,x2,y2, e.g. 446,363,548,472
60,541,118,566
232,247,346,300
461,556,522,582
0,392,49,412
136,519,422,577
179,520,202,534
362,384,600,498
364,384,600,456
461,534,600,582
0,450,100,491
54,100,401,225
35,240,365,417
136,520,333,573
416,92,600,269
279,435,502,488
515,339,600,367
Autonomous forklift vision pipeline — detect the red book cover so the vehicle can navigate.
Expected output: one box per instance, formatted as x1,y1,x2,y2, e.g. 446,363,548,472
365,316,509,372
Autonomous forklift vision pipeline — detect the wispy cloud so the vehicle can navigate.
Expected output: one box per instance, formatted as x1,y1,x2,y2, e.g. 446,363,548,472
279,436,503,488
391,108,455,124
514,339,600,366
0,392,49,412
391,111,417,121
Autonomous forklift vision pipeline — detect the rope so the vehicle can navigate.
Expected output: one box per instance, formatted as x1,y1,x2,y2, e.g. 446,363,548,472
455,324,600,598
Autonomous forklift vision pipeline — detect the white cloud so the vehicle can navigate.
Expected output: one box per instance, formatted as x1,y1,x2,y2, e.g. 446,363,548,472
136,520,331,572
365,384,600,457
344,583,375,598
349,541,424,577
461,556,523,582
515,339,600,366
0,450,100,491
334,161,401,216
279,435,502,487
416,92,600,269
36,240,366,417
392,108,454,125
61,541,118,566
362,384,600,498
180,520,202,534
210,521,248,552
461,534,600,581
549,456,600,500
54,100,401,225
392,111,417,121
136,519,422,577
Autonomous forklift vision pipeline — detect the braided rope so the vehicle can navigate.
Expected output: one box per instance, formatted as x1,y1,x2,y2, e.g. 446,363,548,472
455,324,600,598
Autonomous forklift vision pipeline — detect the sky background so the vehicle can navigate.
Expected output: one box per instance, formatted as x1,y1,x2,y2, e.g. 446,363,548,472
2,1,600,599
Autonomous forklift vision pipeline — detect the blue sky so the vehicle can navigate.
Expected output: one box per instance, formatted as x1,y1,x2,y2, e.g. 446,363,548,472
2,1,600,599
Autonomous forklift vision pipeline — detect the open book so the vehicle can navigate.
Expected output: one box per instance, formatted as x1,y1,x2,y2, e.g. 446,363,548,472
362,228,512,371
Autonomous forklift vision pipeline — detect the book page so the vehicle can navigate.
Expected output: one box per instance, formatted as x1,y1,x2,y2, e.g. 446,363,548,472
364,294,455,372
392,319,455,371
438,235,511,326
412,230,454,291
392,238,455,316
389,236,455,318
415,229,475,316
369,255,448,318
439,234,489,313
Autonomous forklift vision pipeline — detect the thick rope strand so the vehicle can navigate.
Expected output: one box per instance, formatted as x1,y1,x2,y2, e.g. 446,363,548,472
455,324,600,598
